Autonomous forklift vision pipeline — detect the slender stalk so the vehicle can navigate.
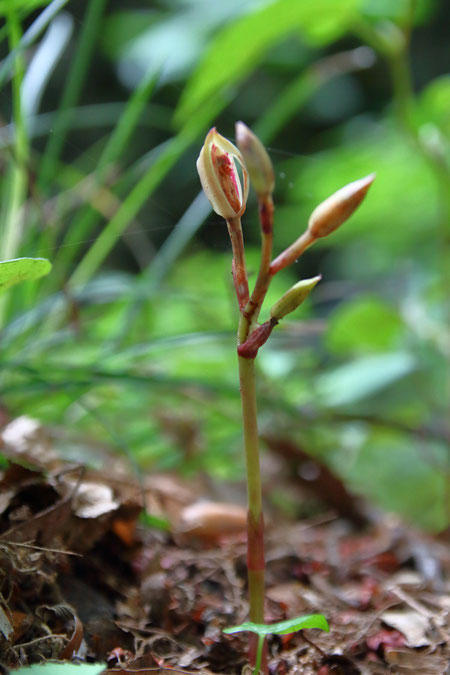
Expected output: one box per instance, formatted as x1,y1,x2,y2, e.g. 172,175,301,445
227,195,274,675
236,282,268,671
270,229,315,275
237,353,262,519
237,348,266,672
244,196,274,329
227,216,250,310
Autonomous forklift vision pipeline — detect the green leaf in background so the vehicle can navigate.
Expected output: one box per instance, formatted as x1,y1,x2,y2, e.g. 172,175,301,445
14,664,106,675
278,123,437,255
175,0,360,125
0,0,51,16
102,2,253,87
224,613,330,636
325,296,404,355
417,74,450,137
0,258,51,294
361,0,436,25
101,9,160,60
360,0,437,24
349,431,447,531
316,352,416,407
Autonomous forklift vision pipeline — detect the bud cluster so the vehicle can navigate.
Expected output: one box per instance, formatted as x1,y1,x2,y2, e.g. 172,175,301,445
196,123,375,356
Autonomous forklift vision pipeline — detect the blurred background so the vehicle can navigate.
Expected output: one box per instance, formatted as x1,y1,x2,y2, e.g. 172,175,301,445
0,0,448,531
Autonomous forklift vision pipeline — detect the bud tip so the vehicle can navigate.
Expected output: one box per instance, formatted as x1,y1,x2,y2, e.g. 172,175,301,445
235,120,274,198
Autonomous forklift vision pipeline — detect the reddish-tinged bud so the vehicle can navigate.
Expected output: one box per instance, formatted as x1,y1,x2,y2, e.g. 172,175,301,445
270,275,321,321
308,174,375,239
197,127,249,220
235,121,275,199
238,320,276,359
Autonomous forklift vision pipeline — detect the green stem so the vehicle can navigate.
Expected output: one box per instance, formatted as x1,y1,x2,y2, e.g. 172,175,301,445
253,634,265,675
244,195,274,329
227,217,250,310
237,345,267,673
238,354,262,520
270,229,315,275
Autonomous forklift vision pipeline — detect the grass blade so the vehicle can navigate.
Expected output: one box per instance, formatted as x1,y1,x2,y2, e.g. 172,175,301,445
0,0,69,90
38,0,108,190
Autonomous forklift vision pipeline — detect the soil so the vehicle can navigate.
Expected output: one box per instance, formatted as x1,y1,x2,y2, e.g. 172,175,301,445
0,416,449,674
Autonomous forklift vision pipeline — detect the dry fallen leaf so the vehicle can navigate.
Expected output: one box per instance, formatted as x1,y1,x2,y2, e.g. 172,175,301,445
0,605,12,640
1,415,58,468
381,609,431,647
60,480,119,518
177,501,247,542
385,646,449,672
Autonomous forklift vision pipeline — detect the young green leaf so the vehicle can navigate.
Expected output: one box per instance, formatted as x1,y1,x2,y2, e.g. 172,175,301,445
223,613,329,637
0,258,52,294
175,0,360,125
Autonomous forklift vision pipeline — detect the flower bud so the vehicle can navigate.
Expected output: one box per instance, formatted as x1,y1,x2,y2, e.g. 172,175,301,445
237,320,275,359
235,121,275,199
270,275,321,321
196,127,249,220
308,174,375,239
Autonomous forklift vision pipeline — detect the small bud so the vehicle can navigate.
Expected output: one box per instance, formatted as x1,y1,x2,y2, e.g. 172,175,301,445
308,174,375,239
237,320,275,359
270,275,321,321
197,127,249,220
235,121,275,199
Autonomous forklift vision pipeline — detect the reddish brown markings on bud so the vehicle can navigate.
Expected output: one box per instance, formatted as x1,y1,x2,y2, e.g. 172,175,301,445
247,510,265,571
237,319,276,358
211,144,241,214
259,199,274,234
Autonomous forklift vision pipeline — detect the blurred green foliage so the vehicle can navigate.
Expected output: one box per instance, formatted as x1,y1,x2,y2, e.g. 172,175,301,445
0,0,448,531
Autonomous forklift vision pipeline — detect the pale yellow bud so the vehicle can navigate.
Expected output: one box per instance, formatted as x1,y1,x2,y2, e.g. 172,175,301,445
308,174,375,239
235,121,275,198
270,275,321,321
196,127,249,220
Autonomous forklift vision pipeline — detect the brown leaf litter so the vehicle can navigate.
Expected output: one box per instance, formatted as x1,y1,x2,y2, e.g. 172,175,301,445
0,416,449,673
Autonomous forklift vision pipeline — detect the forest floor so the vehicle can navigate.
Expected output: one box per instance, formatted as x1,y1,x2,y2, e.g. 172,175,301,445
0,416,449,674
